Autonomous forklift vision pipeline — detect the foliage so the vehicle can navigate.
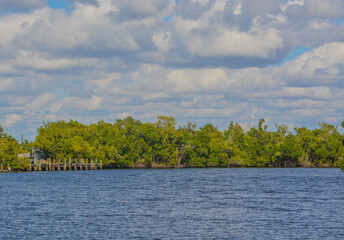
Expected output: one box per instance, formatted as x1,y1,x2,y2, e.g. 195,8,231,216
32,118,344,169
0,127,29,170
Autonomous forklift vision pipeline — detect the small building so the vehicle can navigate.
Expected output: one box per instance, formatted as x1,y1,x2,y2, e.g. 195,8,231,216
19,147,46,163
30,147,45,163
18,153,31,158
32,147,45,162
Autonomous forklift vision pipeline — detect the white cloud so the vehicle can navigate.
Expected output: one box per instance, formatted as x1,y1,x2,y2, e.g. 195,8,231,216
233,2,242,15
26,93,56,111
191,0,210,7
141,92,170,101
2,114,23,127
284,0,344,18
0,0,344,140
49,95,103,113
167,68,229,93
281,42,344,82
281,0,304,12
152,32,172,52
13,51,100,71
125,0,166,15
186,27,283,58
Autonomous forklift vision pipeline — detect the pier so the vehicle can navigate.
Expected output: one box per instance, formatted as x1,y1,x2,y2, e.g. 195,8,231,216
28,159,103,172
1,159,103,172
0,163,11,172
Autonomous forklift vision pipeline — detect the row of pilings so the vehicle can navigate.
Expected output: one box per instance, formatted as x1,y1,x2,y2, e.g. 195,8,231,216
0,163,11,172
29,159,103,172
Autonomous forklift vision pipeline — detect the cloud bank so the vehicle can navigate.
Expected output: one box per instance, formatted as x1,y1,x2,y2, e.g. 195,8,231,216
0,0,344,139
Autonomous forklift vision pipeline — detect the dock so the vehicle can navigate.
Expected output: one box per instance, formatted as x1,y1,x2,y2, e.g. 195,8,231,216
28,159,103,172
0,163,11,172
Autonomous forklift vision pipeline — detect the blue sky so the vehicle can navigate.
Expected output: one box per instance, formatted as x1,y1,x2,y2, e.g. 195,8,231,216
0,0,344,140
48,0,68,9
274,45,311,66
48,0,71,10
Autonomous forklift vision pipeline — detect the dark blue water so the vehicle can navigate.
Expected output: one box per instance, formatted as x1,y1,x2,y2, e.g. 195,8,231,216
0,168,343,239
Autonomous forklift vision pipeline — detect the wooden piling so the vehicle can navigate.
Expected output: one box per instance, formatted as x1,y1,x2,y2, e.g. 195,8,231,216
19,157,103,173
1,163,3,172
80,159,83,170
57,159,60,171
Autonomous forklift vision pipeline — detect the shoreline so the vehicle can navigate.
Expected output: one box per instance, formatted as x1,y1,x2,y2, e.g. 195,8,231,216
3,165,341,173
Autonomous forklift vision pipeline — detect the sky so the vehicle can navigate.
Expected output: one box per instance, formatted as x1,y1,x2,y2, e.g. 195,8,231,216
0,0,344,140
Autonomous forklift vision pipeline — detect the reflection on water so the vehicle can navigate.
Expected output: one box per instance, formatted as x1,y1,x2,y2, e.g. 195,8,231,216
0,168,343,239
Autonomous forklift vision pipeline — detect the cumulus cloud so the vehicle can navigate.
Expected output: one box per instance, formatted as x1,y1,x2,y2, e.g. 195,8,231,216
49,95,103,113
2,114,23,127
0,0,288,68
280,42,344,86
26,93,56,111
233,2,242,15
284,0,344,19
152,32,173,53
181,26,283,58
0,0,344,140
191,0,210,7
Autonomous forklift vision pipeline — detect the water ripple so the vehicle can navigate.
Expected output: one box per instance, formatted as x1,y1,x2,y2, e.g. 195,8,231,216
0,168,343,239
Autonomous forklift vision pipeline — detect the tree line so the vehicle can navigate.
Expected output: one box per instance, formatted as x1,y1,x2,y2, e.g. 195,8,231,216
1,116,344,170
33,116,344,169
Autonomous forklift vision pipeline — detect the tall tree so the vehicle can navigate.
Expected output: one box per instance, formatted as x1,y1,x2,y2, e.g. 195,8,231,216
0,125,3,138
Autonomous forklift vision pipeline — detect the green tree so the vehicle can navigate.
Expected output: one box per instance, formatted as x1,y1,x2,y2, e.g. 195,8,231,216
154,116,179,166
0,125,3,138
32,117,344,169
0,130,29,170
224,122,247,166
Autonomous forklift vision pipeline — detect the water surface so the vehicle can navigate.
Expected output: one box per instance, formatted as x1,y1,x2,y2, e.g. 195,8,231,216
0,168,343,239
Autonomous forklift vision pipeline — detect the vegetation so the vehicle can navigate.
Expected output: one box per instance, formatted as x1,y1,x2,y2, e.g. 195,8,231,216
0,126,29,170
32,117,344,169
1,117,343,170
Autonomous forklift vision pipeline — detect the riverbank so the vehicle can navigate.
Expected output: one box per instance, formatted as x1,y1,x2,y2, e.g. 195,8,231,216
105,162,340,169
2,161,341,172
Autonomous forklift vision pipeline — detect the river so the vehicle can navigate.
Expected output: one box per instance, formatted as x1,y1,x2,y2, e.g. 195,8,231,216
0,168,343,239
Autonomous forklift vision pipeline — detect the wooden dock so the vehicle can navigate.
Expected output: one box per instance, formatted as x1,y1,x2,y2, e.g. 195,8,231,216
28,159,103,172
0,163,11,173
0,159,103,172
